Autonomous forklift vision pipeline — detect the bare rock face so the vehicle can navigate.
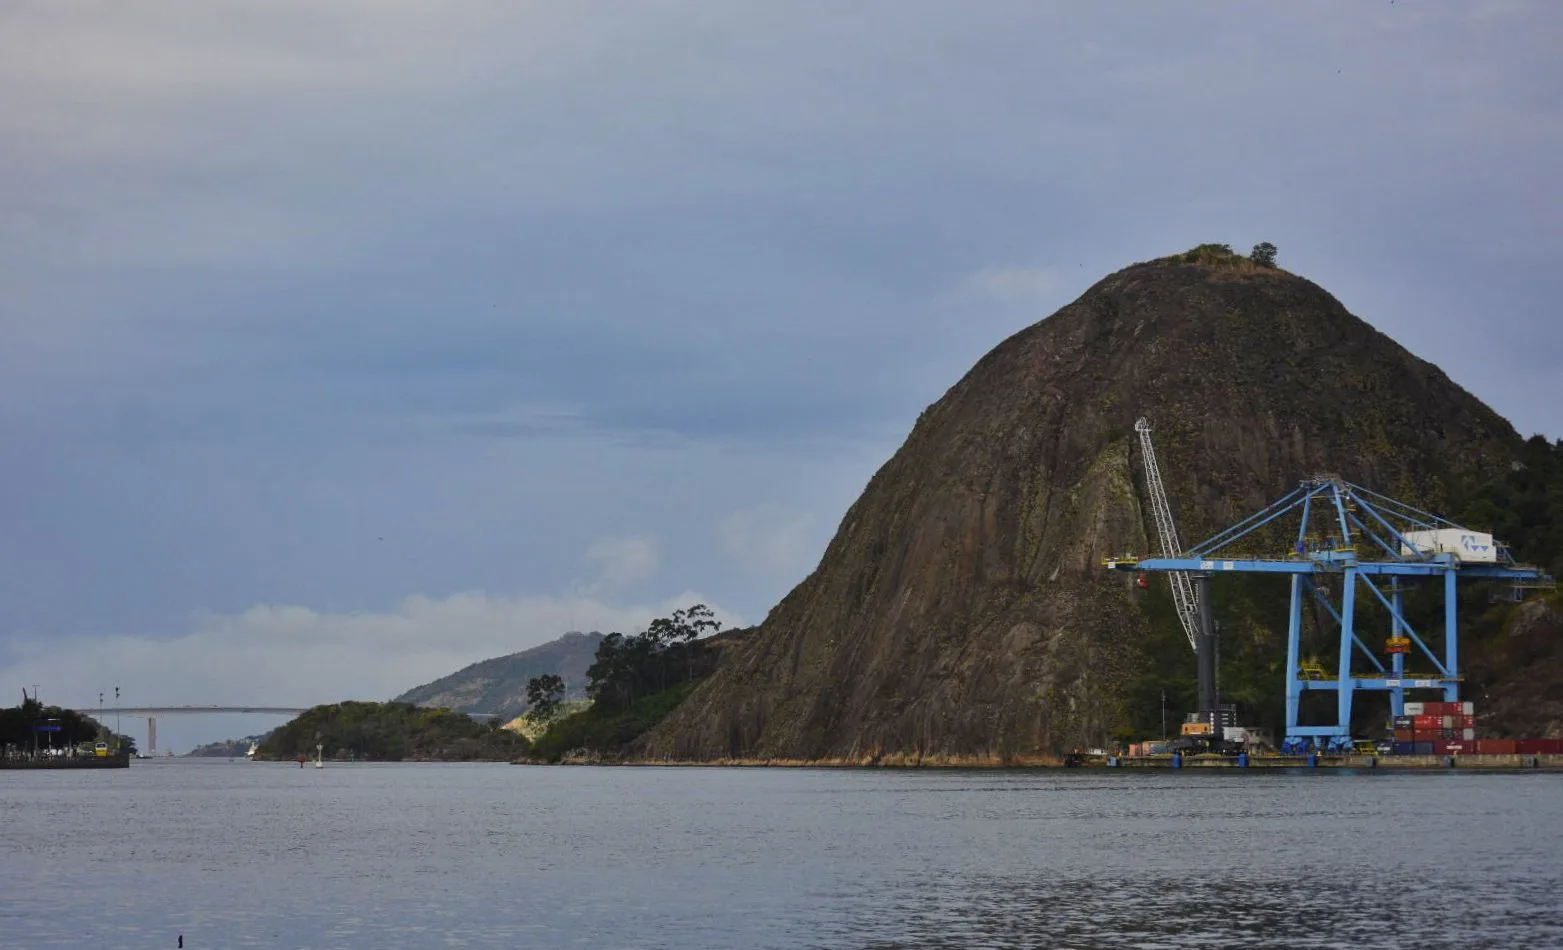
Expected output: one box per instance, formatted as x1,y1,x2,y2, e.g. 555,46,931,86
642,254,1521,761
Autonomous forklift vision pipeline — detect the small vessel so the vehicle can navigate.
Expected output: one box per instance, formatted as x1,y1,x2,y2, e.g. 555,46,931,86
246,742,258,760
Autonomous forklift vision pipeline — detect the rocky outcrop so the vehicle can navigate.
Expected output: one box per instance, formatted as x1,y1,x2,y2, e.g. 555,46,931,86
641,251,1525,761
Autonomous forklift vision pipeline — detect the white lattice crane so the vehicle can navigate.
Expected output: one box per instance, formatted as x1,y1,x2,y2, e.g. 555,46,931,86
1134,418,1201,651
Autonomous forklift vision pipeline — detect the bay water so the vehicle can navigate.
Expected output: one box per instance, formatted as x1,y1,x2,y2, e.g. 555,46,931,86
3,760,1561,948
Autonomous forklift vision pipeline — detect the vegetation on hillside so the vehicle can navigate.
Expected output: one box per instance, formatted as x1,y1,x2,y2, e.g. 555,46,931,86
1452,435,1563,580
258,701,528,762
1174,241,1281,272
526,605,725,762
0,695,135,755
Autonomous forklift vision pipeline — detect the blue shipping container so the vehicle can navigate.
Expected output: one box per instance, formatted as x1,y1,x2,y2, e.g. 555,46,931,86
1414,741,1435,755
1392,742,1416,755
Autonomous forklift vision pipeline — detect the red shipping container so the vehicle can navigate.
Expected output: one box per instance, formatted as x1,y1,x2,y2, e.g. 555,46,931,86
1440,741,1471,755
1414,730,1443,742
1414,715,1444,730
1393,729,1415,742
1476,739,1517,755
1423,702,1449,716
1540,739,1563,755
1516,740,1546,755
1457,715,1477,728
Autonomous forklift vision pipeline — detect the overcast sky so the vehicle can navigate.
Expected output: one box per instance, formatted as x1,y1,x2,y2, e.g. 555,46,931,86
3,2,1559,751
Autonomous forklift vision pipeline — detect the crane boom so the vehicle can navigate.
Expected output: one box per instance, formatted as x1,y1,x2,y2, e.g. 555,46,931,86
1134,418,1200,651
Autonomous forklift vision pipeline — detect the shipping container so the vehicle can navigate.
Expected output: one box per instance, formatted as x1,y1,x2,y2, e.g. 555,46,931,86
1476,739,1517,755
1414,715,1452,730
1459,701,1475,715
1391,742,1417,755
1400,528,1497,563
1437,741,1471,755
1516,740,1547,755
1538,739,1563,755
1414,741,1435,756
1392,715,1416,729
1393,728,1416,742
1457,715,1477,729
1403,702,1424,716
1461,728,1475,741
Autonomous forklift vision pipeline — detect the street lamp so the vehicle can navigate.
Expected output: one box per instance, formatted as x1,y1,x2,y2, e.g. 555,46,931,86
114,686,120,751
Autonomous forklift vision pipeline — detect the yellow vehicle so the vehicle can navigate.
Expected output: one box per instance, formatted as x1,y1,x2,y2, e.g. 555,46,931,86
94,742,109,758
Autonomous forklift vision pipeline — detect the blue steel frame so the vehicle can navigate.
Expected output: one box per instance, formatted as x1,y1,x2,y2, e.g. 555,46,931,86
1117,477,1553,753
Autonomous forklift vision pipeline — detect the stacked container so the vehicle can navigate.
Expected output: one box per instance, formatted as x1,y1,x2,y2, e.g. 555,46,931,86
1391,700,1476,754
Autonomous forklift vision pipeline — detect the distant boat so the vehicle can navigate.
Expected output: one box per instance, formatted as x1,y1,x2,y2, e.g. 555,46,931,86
246,742,258,760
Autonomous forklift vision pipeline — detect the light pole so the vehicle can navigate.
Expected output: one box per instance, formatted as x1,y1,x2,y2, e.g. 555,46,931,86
1161,690,1167,742
114,686,121,751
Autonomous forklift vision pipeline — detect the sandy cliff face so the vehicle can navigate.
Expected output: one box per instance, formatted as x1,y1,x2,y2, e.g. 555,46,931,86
642,255,1522,761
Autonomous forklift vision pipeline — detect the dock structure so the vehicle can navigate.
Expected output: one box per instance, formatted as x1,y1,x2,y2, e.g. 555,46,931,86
1103,753,1563,770
1108,472,1554,755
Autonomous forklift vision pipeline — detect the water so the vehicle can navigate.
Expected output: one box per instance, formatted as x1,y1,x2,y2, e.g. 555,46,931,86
3,761,1561,949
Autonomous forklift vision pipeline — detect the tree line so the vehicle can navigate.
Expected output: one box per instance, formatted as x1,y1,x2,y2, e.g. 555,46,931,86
525,604,722,724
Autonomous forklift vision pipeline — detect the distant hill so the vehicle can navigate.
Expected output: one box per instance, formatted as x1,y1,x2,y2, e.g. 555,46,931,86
186,734,265,757
258,701,527,762
393,631,604,720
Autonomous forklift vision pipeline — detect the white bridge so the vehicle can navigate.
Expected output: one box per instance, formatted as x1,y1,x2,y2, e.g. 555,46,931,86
77,705,311,755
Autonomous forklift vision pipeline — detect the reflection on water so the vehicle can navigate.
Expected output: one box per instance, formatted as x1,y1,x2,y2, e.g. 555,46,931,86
2,761,1560,949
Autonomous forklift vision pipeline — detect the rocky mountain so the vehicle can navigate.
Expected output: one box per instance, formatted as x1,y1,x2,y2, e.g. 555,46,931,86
641,246,1551,762
394,631,603,720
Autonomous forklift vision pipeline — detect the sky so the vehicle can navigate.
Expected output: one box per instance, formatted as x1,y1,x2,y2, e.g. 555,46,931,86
2,2,1559,751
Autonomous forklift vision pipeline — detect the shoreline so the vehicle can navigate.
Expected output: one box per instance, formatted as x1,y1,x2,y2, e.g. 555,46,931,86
1,754,131,770
514,752,1563,770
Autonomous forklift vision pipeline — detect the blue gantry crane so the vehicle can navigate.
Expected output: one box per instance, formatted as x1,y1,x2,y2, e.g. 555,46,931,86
1107,419,1554,754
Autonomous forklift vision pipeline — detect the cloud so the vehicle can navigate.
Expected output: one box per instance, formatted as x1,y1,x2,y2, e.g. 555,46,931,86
0,589,742,715
718,505,820,582
581,537,660,593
